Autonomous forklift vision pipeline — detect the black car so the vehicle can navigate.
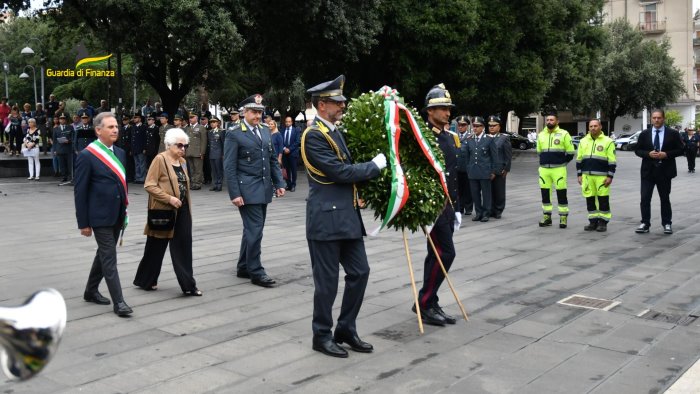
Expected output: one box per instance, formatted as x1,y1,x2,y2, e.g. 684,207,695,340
506,132,533,150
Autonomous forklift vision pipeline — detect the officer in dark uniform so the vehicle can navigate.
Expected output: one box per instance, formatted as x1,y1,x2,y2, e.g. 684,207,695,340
462,116,497,222
144,114,160,168
486,115,512,218
118,114,134,182
302,75,386,358
224,94,285,288
208,117,225,191
415,83,461,326
73,113,95,154
455,115,473,215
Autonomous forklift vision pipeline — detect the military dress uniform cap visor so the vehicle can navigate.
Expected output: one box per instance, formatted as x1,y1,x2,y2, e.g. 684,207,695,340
424,83,456,110
160,112,169,118
81,114,89,118
174,114,183,120
239,94,266,111
487,115,501,125
58,113,67,119
306,75,347,102
210,117,220,123
472,116,485,125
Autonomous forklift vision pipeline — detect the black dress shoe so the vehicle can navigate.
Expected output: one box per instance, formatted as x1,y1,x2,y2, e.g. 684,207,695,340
635,223,650,233
114,301,133,316
471,215,482,222
480,216,490,222
290,187,295,192
251,275,276,288
84,291,111,305
312,338,348,358
493,213,502,219
663,224,673,234
209,186,217,191
334,330,373,353
236,271,251,279
433,304,457,324
412,304,446,326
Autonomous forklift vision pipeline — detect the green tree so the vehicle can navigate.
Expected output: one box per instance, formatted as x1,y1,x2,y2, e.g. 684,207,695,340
664,109,683,128
595,19,685,131
52,0,247,117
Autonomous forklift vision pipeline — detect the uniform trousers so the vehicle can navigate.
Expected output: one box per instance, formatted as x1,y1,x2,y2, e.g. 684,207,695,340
133,204,197,292
237,203,268,278
491,173,506,216
210,157,223,188
538,166,569,215
457,171,473,214
186,156,204,187
687,149,697,171
308,238,370,339
134,153,146,182
85,220,125,303
640,168,672,226
470,178,492,218
581,174,611,222
418,206,455,309
57,153,72,180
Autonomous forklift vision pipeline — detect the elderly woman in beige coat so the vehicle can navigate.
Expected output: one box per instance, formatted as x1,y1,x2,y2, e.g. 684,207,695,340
133,128,202,296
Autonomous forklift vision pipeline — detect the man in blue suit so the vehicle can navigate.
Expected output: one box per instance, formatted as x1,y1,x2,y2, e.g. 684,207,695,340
281,116,301,191
224,94,286,288
74,112,132,317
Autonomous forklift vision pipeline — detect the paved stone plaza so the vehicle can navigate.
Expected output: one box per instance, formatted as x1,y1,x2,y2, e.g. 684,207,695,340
0,150,699,393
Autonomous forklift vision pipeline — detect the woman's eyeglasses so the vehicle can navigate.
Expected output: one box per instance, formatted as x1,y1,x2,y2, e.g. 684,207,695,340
175,143,189,149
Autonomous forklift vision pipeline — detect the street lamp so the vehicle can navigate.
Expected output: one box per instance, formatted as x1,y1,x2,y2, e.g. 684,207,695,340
19,65,37,108
0,50,8,100
20,37,44,105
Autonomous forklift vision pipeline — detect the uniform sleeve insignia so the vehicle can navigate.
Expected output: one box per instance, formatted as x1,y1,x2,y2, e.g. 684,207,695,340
554,139,561,145
596,145,604,151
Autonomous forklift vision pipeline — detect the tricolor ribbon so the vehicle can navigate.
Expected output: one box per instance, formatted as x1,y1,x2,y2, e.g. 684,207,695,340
370,86,450,235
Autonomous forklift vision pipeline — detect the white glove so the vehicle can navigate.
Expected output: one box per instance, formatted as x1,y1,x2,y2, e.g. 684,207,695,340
454,212,462,232
371,153,387,170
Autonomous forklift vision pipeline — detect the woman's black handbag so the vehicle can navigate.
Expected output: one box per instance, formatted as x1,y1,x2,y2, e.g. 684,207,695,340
147,209,176,231
147,156,178,231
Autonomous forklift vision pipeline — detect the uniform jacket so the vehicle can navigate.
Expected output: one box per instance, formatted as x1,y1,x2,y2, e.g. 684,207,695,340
52,124,74,155
634,126,684,179
207,127,225,159
432,124,460,205
576,133,616,177
185,123,207,157
143,152,191,239
536,126,575,167
73,124,95,152
74,144,128,229
491,133,512,173
281,125,301,158
117,124,132,152
131,123,147,153
461,133,498,180
224,121,283,204
145,124,160,156
302,117,380,241
158,124,173,153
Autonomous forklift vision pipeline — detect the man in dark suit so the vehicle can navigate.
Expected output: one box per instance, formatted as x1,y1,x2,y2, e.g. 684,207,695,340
634,109,684,234
74,112,132,316
302,75,386,358
144,114,160,168
224,94,285,288
281,116,301,191
462,116,497,222
487,115,512,218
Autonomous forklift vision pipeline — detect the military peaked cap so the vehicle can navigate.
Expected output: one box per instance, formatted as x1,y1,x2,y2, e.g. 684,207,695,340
307,75,346,102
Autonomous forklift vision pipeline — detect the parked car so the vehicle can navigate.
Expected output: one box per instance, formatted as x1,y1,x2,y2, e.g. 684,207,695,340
506,132,533,150
572,135,582,149
615,130,641,151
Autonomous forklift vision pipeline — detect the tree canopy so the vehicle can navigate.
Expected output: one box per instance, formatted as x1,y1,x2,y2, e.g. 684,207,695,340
594,19,685,131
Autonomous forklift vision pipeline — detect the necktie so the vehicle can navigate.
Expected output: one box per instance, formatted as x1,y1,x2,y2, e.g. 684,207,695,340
285,128,290,145
254,126,261,141
654,129,660,151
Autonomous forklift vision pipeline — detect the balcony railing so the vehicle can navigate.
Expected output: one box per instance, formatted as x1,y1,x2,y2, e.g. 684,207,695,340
639,20,666,33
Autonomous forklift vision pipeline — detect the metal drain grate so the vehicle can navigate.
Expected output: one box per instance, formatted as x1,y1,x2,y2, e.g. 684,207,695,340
557,294,620,311
640,310,699,326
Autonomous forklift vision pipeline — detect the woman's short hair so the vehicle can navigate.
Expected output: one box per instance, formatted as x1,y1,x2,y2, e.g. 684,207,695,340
164,128,189,146
27,118,36,124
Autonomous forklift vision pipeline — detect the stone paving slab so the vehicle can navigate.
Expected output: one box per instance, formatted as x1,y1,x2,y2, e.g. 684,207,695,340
1,151,700,393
